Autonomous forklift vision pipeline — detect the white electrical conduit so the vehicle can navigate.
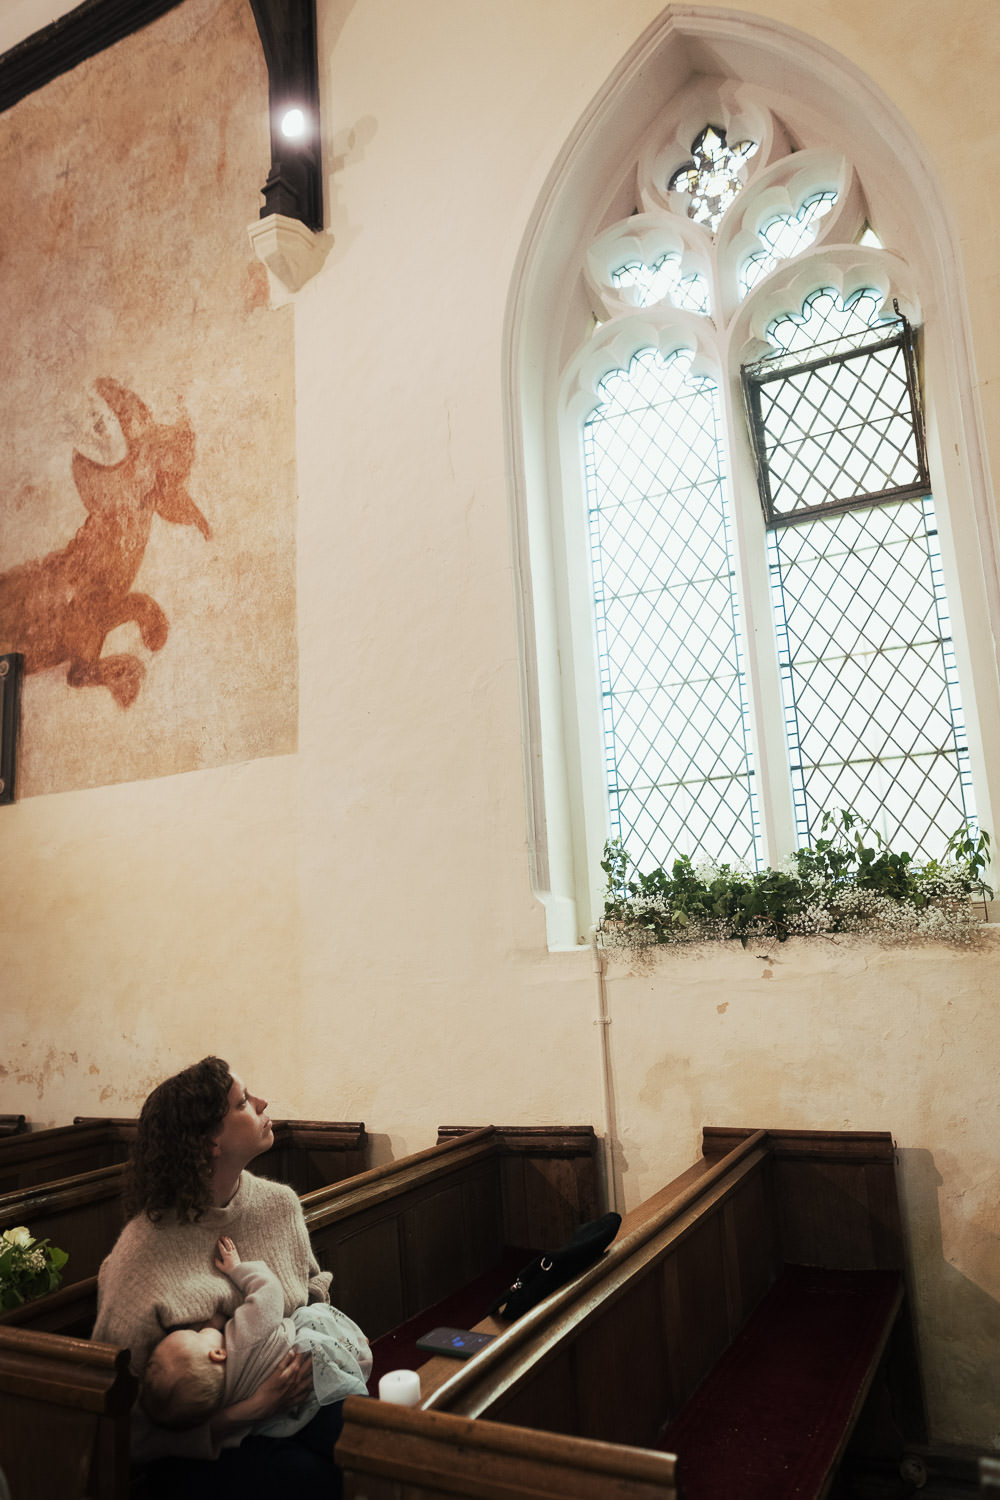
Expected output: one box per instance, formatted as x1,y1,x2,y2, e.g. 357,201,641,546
590,929,622,1214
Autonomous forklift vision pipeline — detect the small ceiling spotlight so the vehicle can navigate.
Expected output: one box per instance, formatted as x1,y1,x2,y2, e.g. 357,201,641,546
280,106,308,140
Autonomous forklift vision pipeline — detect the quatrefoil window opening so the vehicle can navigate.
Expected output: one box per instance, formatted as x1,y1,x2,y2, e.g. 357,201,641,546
667,124,759,232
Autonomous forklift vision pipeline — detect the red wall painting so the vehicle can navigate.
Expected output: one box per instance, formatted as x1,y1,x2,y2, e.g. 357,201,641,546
0,379,210,709
0,0,298,795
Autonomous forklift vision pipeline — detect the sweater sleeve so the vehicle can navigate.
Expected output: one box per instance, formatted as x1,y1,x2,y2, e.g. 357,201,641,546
308,1264,333,1304
226,1260,287,1346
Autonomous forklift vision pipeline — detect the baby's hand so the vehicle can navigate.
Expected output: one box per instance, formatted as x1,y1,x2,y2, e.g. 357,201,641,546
215,1236,241,1274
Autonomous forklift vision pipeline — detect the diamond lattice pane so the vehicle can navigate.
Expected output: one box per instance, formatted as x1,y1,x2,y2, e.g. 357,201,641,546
769,496,975,859
585,347,761,871
756,339,923,515
767,288,891,358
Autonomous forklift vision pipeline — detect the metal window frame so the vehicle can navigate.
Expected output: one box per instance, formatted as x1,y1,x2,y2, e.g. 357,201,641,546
741,312,930,529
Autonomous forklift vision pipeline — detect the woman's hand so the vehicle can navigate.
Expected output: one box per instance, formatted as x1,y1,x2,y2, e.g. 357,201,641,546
212,1349,314,1435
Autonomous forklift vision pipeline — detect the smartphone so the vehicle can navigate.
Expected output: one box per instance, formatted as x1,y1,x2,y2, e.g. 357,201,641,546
415,1326,497,1359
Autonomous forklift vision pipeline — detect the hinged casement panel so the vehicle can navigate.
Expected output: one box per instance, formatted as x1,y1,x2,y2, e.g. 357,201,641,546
742,310,930,529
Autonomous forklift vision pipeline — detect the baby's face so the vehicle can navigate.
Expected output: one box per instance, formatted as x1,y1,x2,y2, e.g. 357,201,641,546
169,1325,226,1363
193,1325,225,1355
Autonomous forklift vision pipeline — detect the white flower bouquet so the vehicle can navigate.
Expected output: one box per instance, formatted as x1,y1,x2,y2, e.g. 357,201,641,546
0,1225,68,1309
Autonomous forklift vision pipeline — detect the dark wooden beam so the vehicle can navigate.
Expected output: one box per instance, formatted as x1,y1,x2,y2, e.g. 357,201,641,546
0,0,184,114
248,0,323,229
0,0,323,231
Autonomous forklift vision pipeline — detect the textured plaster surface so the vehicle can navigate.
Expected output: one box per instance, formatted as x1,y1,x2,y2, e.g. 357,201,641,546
0,0,297,795
1,0,999,1451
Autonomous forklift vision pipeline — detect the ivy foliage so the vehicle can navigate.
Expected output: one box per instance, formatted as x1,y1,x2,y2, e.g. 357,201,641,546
600,812,993,953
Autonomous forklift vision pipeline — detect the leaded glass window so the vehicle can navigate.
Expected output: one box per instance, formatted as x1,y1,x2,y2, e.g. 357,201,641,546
584,350,761,868
668,126,759,232
754,292,972,855
738,192,838,297
743,291,929,523
769,497,974,856
612,256,711,315
578,118,978,876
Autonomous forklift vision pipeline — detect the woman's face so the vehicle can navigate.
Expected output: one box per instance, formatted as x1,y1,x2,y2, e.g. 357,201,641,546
211,1072,273,1168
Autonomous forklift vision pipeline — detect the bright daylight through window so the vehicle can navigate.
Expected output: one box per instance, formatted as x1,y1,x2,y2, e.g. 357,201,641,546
580,120,977,876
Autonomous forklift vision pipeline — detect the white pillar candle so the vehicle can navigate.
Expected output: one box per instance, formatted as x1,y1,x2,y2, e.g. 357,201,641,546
378,1368,421,1406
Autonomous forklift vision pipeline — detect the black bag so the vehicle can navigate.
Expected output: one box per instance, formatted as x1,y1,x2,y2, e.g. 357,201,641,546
489,1212,621,1321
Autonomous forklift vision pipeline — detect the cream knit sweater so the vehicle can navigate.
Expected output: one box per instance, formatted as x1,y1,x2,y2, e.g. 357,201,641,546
92,1170,332,1462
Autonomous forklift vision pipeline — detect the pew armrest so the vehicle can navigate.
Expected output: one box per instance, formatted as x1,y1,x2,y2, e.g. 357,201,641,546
337,1395,678,1500
0,1327,135,1500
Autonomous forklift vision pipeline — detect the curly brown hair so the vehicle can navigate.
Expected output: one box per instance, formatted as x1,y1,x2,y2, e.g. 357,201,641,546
125,1057,232,1223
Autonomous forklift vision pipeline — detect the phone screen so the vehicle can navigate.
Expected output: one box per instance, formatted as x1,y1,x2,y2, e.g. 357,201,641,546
415,1326,497,1359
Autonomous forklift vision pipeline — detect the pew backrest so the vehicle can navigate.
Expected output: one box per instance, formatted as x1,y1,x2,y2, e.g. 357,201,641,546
304,1124,599,1341
0,1121,132,1194
0,1165,125,1288
0,1115,27,1138
0,1273,97,1337
422,1130,775,1439
0,1326,134,1500
423,1128,922,1441
0,1119,371,1293
0,1116,367,1196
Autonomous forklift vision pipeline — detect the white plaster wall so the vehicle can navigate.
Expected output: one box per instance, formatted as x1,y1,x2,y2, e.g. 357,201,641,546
1,0,999,1448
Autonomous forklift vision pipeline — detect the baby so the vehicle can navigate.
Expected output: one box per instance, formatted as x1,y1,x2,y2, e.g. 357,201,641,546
141,1235,372,1432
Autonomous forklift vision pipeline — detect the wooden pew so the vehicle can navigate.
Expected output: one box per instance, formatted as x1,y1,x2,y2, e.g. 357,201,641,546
0,1114,27,1138
0,1120,133,1194
337,1401,678,1499
303,1125,598,1343
0,1327,135,1500
0,1120,369,1293
0,1123,599,1499
0,1165,126,1291
337,1127,926,1500
0,1116,367,1196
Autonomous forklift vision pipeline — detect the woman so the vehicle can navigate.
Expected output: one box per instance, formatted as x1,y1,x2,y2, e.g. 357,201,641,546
93,1056,351,1498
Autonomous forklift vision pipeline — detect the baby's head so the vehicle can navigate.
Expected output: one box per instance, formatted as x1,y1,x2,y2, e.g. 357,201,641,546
141,1325,227,1429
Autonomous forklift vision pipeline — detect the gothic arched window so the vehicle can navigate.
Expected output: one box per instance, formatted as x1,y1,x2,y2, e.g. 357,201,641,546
506,26,1000,946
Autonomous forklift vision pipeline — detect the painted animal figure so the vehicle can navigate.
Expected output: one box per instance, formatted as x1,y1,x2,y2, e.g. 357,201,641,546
0,379,210,708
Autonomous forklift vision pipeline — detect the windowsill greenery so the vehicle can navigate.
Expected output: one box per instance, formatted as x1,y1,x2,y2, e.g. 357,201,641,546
598,814,993,962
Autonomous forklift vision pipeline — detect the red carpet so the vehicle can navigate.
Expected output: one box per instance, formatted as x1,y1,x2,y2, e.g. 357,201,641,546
657,1264,902,1500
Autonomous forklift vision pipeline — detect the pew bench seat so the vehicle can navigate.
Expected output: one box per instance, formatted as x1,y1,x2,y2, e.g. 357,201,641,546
657,1264,904,1500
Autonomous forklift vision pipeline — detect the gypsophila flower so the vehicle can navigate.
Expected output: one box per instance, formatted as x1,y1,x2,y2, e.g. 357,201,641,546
598,815,993,964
